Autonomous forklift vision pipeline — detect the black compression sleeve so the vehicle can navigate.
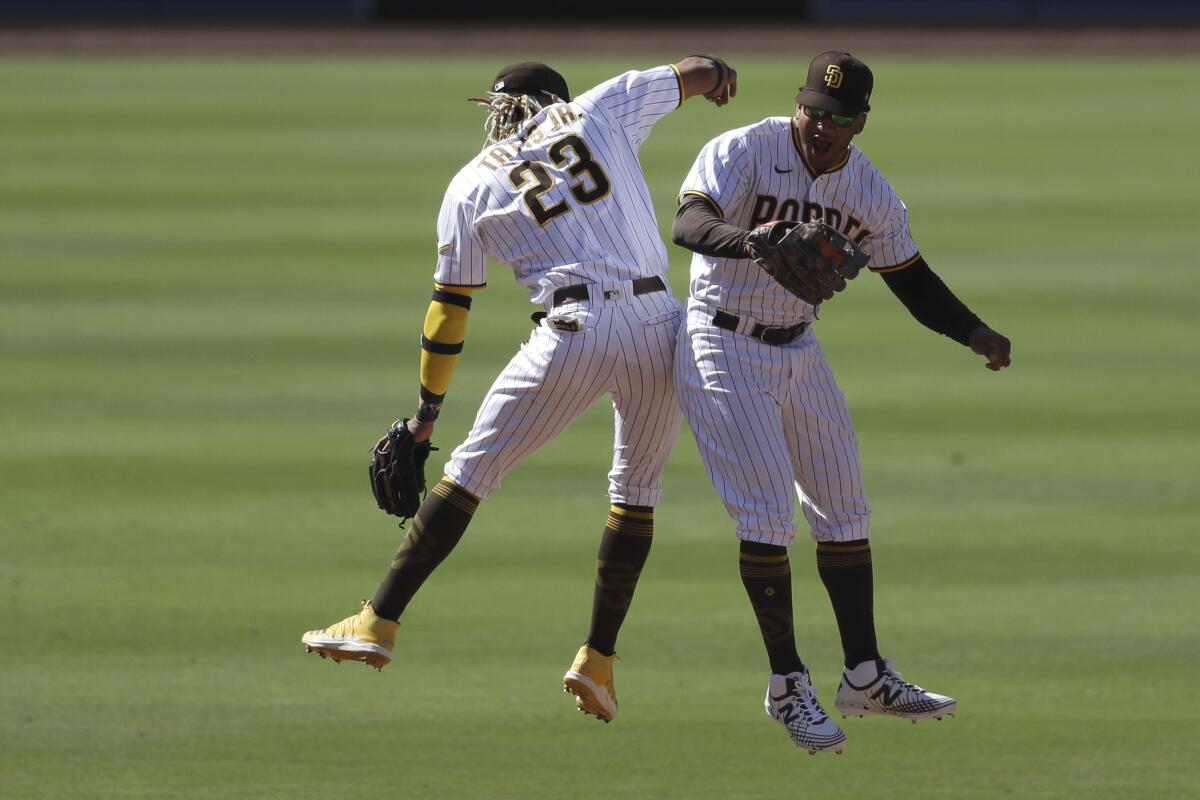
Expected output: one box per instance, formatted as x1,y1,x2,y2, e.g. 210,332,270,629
671,195,753,260
880,257,984,346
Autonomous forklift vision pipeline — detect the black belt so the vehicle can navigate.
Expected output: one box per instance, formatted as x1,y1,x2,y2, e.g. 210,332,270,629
712,310,809,346
552,275,667,307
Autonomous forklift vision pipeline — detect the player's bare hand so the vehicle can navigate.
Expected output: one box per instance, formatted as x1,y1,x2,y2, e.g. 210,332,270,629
677,56,737,107
705,66,737,107
406,417,435,443
968,326,1011,371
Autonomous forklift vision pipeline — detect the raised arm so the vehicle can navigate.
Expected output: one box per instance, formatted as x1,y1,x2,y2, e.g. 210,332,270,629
674,55,738,107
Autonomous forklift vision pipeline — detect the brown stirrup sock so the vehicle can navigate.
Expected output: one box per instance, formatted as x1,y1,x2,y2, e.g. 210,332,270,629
740,540,804,676
816,539,881,668
370,478,479,621
584,504,655,657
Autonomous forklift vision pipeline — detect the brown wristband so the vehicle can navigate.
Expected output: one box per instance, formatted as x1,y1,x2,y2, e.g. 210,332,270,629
689,53,729,96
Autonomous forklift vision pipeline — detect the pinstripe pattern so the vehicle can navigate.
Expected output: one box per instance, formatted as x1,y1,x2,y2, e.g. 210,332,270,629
434,66,681,303
672,116,919,546
432,66,686,506
674,301,869,546
679,117,919,328
446,291,681,505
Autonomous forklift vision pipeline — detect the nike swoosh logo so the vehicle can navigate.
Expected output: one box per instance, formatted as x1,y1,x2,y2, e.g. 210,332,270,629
774,166,792,174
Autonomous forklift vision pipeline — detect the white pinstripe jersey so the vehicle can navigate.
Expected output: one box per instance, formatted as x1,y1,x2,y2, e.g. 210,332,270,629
680,116,920,326
434,66,683,304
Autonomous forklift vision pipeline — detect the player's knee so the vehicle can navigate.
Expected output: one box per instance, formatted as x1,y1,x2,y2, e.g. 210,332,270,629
606,504,655,542
439,476,483,505
736,529,795,548
609,485,663,508
808,512,870,543
735,521,795,548
440,466,496,502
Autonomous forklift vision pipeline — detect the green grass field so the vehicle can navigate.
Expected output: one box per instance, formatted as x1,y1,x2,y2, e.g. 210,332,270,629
2,53,1198,799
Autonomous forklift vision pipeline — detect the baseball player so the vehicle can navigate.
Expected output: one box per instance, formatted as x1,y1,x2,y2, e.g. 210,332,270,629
301,56,738,724
670,52,1011,754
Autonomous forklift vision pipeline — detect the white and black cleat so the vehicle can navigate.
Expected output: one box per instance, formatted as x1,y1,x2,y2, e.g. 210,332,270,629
834,658,957,721
765,670,847,755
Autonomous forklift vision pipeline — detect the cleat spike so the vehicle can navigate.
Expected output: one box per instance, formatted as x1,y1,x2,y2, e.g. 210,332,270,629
911,719,917,724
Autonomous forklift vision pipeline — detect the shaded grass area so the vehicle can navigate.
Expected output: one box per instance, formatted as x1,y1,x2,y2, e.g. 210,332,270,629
2,56,1198,799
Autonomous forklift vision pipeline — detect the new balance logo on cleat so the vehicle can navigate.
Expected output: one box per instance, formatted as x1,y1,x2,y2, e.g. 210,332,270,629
764,670,847,755
869,682,904,708
834,658,957,721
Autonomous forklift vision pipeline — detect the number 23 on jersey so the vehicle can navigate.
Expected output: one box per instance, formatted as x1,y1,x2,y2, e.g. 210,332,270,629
509,134,612,226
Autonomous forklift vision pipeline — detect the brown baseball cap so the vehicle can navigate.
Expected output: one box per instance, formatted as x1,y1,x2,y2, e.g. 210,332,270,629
490,62,571,102
794,51,873,117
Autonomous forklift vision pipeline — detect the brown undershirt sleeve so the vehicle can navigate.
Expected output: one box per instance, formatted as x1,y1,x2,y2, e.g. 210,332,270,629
879,257,984,346
671,194,752,260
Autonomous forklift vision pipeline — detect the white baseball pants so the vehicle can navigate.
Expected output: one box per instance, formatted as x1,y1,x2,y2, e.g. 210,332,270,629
445,281,682,506
674,301,871,546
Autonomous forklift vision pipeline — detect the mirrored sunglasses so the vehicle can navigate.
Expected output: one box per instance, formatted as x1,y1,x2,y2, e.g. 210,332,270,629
802,106,857,128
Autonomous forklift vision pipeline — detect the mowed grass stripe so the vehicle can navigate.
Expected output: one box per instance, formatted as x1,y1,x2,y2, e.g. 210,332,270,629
1,55,1197,799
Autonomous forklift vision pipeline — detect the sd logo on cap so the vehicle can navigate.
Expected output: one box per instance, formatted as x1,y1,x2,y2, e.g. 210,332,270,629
795,52,873,117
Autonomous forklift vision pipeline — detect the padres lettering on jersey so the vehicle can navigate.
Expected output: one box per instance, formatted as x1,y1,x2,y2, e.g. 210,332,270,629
434,66,683,304
747,197,869,242
679,116,920,326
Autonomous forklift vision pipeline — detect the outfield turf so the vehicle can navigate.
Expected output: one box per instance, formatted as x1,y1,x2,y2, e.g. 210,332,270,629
2,54,1198,799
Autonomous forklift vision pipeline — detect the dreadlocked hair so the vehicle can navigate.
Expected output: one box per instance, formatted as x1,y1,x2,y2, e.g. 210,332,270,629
472,91,547,145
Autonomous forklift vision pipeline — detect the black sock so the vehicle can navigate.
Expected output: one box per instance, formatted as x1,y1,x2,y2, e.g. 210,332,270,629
739,540,804,675
584,504,654,657
816,539,881,668
370,478,479,621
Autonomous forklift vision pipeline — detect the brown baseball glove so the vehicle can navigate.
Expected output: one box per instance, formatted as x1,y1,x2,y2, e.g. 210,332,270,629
369,419,435,522
746,219,870,305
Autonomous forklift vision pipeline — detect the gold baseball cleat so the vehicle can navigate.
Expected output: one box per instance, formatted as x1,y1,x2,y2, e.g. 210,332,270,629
301,600,399,670
563,645,619,723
